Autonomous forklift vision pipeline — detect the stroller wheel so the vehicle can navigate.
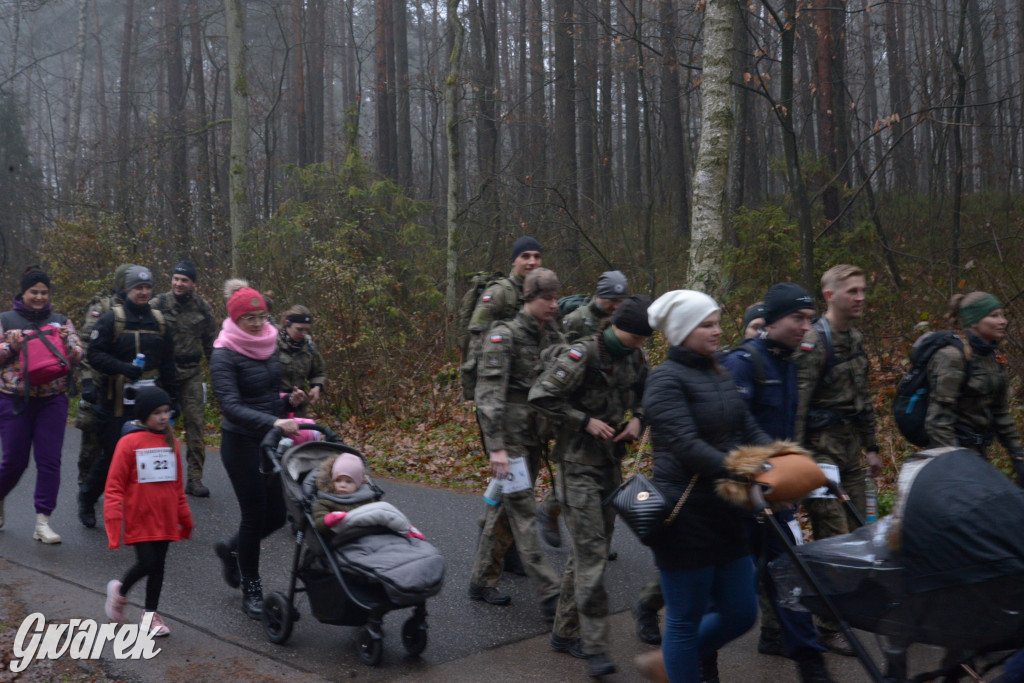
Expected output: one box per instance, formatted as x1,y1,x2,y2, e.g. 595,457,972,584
357,627,384,666
262,592,294,644
401,617,428,656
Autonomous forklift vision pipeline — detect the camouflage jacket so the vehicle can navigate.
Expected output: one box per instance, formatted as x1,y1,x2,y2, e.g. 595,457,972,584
79,291,118,382
925,339,1021,452
152,292,216,372
475,309,563,452
561,299,609,343
277,332,328,392
793,322,876,448
529,335,647,466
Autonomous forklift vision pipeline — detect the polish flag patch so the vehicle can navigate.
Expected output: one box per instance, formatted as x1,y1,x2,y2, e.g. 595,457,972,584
800,341,815,351
481,294,492,302
568,349,583,361
490,334,503,343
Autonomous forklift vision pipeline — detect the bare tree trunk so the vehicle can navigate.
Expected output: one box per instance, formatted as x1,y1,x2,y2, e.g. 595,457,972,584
116,0,136,226
553,0,578,224
307,0,325,163
966,0,995,189
622,0,640,202
225,0,253,273
91,0,110,201
528,0,546,187
188,0,213,239
577,2,596,222
884,0,912,192
64,0,89,200
660,0,689,240
375,0,396,178
165,0,190,244
446,0,465,317
949,0,969,291
597,0,613,211
292,0,308,166
687,0,735,296
812,0,839,224
394,0,412,187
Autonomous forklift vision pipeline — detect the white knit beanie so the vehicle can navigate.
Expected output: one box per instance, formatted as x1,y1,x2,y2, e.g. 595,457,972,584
648,290,720,346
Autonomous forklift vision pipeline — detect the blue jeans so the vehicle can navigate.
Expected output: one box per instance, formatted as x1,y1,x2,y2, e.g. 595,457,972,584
660,555,758,683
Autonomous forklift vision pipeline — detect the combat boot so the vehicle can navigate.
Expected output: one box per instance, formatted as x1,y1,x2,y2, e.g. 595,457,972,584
241,577,264,620
186,479,210,498
797,656,835,683
468,584,511,605
77,493,96,529
33,514,61,544
633,599,662,645
584,652,617,677
214,540,241,588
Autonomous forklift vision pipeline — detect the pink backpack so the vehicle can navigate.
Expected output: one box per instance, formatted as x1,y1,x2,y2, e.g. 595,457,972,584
21,324,70,386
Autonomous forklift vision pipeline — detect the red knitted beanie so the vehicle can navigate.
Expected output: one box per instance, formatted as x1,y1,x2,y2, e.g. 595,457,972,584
227,287,267,322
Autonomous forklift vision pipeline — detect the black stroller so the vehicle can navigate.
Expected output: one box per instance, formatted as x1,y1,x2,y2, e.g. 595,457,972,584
258,426,446,666
765,447,1024,682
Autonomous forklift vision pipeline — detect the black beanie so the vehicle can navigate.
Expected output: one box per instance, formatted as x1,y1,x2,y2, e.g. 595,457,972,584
511,236,542,261
134,386,171,424
742,302,766,329
19,267,50,295
612,295,654,337
763,283,815,324
174,260,198,282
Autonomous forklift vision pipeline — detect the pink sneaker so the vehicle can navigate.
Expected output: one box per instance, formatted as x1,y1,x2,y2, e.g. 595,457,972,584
105,580,127,622
143,611,170,637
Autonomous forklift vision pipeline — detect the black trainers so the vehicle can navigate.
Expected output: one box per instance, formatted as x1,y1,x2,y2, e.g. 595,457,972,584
77,495,96,529
503,546,527,576
186,478,210,497
585,652,617,677
758,628,786,656
797,656,835,683
467,584,512,606
633,600,661,645
550,633,585,658
536,504,562,548
214,540,241,588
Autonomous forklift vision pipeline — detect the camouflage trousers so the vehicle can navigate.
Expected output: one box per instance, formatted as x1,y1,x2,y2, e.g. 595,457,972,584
551,461,620,655
469,445,559,602
804,423,867,633
74,402,101,485
636,579,664,613
177,371,207,481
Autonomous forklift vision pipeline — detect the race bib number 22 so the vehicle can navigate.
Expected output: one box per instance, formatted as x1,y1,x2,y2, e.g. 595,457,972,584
136,447,177,483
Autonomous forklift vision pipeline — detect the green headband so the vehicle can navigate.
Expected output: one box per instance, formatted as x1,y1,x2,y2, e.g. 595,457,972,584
961,293,1002,327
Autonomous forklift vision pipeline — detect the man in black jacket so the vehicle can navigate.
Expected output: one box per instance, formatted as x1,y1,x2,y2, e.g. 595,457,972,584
78,266,177,528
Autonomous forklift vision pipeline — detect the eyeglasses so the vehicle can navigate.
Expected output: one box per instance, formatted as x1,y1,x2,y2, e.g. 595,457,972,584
240,314,270,323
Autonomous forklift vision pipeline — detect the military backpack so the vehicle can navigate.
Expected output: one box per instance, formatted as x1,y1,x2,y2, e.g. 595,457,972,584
557,294,591,318
893,331,967,447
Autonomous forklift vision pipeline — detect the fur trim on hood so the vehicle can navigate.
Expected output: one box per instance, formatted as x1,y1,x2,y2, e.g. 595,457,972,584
715,441,825,509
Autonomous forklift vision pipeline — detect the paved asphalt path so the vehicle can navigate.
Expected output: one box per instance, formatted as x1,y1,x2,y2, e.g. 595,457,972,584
0,427,958,682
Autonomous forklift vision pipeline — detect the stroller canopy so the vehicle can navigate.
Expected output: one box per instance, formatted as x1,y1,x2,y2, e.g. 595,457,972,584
895,447,1024,593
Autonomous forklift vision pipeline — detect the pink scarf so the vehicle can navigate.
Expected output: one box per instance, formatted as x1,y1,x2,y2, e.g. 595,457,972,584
214,317,277,359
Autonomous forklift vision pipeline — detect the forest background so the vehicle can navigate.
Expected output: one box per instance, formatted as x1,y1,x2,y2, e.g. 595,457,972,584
1,0,1023,509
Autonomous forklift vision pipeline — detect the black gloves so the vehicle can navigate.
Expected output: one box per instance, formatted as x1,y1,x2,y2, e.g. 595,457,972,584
80,379,98,404
122,363,143,381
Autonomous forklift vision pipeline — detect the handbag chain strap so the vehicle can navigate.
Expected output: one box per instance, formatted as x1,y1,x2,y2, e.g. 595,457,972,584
630,426,700,526
665,473,699,525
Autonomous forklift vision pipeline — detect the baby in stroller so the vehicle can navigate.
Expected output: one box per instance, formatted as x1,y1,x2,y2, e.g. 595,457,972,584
312,453,424,540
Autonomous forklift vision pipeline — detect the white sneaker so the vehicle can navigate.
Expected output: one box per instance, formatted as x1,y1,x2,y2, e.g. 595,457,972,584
32,514,61,544
105,580,127,622
143,612,170,637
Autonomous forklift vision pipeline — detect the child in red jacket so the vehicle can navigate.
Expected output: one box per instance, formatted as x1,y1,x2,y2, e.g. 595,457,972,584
103,386,193,636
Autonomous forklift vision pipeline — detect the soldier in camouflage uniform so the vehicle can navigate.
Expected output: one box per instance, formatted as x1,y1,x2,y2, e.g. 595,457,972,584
276,305,327,417
76,264,135,484
794,264,881,655
529,295,651,678
463,237,544,573
561,270,630,343
925,292,1024,472
152,261,216,497
467,268,562,616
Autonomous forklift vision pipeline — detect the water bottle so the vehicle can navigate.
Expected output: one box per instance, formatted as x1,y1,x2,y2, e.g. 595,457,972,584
123,354,146,406
865,476,878,523
483,478,504,506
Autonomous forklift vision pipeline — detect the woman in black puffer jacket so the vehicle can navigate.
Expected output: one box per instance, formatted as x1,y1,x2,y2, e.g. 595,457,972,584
210,279,304,619
643,290,771,683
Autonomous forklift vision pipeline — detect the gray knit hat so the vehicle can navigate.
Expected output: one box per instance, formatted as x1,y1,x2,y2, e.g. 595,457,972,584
596,271,629,299
123,266,154,292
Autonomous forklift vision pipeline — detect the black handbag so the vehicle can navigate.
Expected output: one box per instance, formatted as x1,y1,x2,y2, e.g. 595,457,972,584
604,428,698,546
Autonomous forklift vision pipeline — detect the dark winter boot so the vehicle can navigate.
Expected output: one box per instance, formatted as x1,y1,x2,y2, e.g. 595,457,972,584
241,577,264,620
699,652,720,683
214,540,241,588
797,655,835,683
